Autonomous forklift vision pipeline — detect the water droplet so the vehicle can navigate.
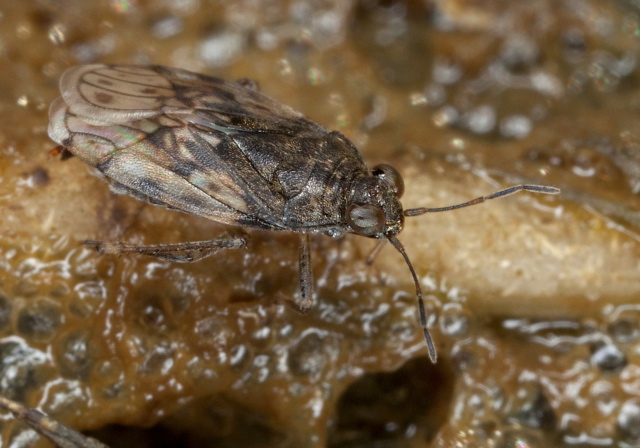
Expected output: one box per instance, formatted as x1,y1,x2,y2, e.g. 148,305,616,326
140,346,174,375
617,399,640,442
200,29,246,68
450,138,465,150
307,67,325,85
16,95,28,107
194,315,228,345
531,72,564,98
252,326,272,342
433,105,459,127
590,343,626,374
254,354,269,368
152,16,183,39
563,28,586,53
590,380,617,416
451,346,477,372
500,34,538,66
608,315,640,344
409,92,427,106
500,115,532,139
571,165,596,177
55,330,93,380
0,341,46,401
48,24,66,45
288,331,326,377
433,59,462,84
388,318,415,342
72,42,100,63
514,387,556,430
440,305,472,338
423,83,446,105
256,29,278,50
463,105,496,134
229,344,250,370
140,302,166,332
16,301,62,340
96,358,123,381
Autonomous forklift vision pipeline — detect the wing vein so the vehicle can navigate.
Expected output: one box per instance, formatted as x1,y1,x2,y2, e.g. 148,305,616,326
83,69,167,88
81,80,172,100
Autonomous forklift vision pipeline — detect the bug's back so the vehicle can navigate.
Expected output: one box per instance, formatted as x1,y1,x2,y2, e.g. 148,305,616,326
48,65,369,233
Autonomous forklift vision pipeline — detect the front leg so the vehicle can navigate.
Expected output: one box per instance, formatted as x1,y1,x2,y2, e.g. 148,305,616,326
84,232,248,263
291,233,314,314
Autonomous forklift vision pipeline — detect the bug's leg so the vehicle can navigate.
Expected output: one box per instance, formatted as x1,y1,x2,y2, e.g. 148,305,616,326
48,145,74,160
84,232,249,263
0,395,109,448
285,233,314,314
365,239,387,266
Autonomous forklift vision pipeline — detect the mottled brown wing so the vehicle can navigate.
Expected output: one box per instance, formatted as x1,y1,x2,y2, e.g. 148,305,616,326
47,64,347,229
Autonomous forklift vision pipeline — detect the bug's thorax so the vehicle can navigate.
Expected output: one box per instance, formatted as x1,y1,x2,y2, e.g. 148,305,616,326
345,174,405,239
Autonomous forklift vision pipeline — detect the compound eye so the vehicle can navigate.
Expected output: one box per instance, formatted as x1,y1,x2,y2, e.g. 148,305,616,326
346,204,385,236
372,164,405,198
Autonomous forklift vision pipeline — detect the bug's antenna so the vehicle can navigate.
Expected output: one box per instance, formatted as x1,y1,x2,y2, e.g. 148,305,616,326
404,184,560,217
365,239,387,266
388,236,437,363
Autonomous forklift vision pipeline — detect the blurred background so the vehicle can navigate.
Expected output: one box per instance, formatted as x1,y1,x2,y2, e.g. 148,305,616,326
0,0,639,447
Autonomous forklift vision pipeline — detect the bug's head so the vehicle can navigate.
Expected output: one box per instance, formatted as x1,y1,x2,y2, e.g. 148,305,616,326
346,164,405,239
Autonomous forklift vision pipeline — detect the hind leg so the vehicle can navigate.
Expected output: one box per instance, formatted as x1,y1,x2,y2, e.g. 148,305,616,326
84,231,248,263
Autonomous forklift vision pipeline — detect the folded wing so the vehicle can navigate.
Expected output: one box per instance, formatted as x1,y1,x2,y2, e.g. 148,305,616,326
48,64,348,230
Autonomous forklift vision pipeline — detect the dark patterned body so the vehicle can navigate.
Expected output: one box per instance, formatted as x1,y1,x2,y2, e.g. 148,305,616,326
48,65,390,236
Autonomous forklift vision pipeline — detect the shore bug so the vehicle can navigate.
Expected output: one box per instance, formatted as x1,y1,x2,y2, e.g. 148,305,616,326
48,64,559,362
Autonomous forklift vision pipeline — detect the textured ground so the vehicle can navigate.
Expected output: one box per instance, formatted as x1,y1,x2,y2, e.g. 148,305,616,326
0,1,639,447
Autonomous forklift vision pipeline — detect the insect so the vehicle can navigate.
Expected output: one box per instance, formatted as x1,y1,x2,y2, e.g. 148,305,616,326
48,64,559,363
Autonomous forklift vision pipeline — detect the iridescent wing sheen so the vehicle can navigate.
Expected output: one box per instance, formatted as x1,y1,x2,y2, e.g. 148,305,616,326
48,64,365,230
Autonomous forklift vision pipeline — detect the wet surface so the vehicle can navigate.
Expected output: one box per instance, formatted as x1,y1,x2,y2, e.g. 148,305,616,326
0,0,639,447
